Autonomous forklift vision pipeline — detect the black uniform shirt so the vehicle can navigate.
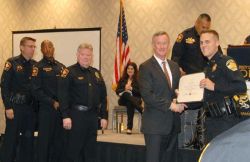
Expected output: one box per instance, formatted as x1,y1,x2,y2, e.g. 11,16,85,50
58,63,108,119
31,57,65,106
172,26,207,74
1,54,36,109
204,52,247,102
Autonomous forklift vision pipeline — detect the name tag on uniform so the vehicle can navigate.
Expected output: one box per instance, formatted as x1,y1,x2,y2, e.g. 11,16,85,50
43,67,52,72
78,76,84,80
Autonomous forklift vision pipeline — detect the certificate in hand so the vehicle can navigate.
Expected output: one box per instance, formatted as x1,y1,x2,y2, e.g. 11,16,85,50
177,72,205,103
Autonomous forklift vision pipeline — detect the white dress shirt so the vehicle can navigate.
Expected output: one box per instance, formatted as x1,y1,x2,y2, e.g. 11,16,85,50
154,54,173,87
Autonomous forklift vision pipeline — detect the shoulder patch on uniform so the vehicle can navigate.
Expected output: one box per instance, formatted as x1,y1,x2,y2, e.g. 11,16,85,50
61,68,69,78
226,59,238,71
186,37,195,44
4,61,12,71
32,67,39,76
95,72,100,79
176,33,183,43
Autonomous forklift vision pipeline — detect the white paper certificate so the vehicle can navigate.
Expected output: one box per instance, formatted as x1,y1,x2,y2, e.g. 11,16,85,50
177,72,205,103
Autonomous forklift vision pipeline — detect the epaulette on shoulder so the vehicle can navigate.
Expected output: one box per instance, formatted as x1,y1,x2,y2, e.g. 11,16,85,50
220,54,232,61
183,27,193,34
35,61,43,68
31,59,37,64
54,60,64,67
9,55,19,62
68,63,77,70
90,66,99,72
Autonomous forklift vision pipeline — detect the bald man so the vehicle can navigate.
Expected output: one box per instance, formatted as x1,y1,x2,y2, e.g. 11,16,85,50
31,40,66,162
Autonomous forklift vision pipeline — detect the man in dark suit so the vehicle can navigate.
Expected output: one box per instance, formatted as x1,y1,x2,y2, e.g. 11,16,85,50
139,31,187,162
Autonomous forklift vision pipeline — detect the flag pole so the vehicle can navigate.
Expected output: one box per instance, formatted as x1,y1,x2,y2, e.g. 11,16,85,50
119,0,123,78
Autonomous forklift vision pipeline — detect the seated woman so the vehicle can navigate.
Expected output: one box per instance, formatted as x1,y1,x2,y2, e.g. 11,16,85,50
116,62,143,134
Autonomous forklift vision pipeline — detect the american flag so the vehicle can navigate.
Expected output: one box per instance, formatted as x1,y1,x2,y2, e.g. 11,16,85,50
112,0,130,91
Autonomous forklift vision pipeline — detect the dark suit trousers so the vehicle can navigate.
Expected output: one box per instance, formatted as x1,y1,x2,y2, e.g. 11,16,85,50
37,106,63,162
144,133,178,162
63,110,98,162
1,104,35,162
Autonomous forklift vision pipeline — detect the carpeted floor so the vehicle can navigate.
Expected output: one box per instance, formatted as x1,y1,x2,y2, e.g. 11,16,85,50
97,129,144,145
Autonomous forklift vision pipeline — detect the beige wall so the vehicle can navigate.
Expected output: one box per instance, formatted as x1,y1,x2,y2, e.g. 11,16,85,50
0,0,250,133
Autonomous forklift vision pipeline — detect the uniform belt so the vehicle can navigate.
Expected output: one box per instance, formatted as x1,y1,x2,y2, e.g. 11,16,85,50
10,93,32,105
73,105,91,112
204,98,240,118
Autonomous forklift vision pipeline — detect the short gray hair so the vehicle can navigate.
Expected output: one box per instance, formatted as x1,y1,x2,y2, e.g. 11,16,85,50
77,43,93,52
152,31,170,43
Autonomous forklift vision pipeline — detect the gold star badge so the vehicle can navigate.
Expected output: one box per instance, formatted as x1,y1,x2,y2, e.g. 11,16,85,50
226,59,238,71
4,61,12,71
16,65,23,72
186,37,196,44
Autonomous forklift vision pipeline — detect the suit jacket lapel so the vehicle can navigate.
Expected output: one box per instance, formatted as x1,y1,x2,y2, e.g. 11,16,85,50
167,60,179,98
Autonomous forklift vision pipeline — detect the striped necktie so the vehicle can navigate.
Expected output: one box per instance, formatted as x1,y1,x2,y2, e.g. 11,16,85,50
162,61,171,88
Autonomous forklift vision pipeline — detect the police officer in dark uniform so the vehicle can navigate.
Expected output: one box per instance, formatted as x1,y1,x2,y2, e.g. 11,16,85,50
199,29,247,143
172,13,212,75
0,37,37,162
58,43,108,162
171,13,212,149
31,40,65,162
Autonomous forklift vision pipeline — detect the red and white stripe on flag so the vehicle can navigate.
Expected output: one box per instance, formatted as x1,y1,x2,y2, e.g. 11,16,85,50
112,0,130,91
